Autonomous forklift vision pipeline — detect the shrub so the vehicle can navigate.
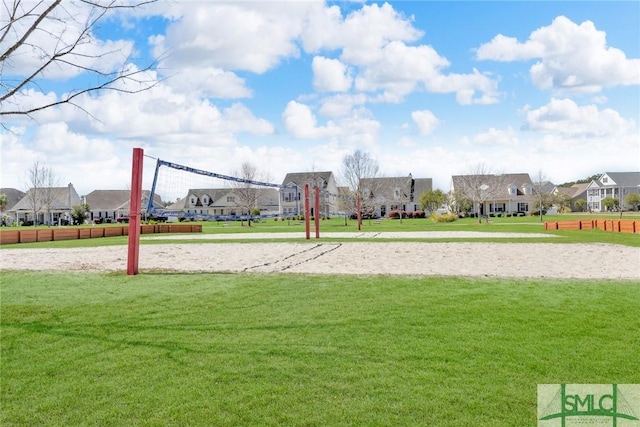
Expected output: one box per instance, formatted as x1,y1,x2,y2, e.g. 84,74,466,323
388,210,401,219
430,213,457,223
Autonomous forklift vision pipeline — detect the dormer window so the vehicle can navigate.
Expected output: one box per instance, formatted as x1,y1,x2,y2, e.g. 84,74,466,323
508,185,517,196
190,197,195,205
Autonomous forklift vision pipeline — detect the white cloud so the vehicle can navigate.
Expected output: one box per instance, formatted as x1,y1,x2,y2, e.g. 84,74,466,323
471,127,520,147
52,78,276,140
282,101,335,139
301,2,423,55
150,2,314,74
312,57,352,92
350,41,499,105
318,94,367,117
164,67,252,99
411,110,440,135
476,34,545,62
525,98,636,136
477,16,640,92
282,101,380,143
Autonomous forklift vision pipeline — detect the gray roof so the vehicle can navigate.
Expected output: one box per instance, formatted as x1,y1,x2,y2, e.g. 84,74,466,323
186,189,234,207
413,178,433,198
360,175,432,201
602,172,640,187
451,173,533,198
534,181,556,194
1,188,26,211
282,172,334,188
10,185,80,211
555,183,588,198
85,190,162,211
166,187,279,210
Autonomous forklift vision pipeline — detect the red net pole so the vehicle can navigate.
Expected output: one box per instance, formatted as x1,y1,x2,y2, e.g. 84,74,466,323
314,185,320,239
127,148,143,275
304,183,310,240
356,195,362,231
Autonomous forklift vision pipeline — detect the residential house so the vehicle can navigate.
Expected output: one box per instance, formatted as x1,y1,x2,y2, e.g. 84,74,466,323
8,183,81,225
359,175,432,217
280,172,340,217
0,188,26,225
586,172,640,212
450,173,535,215
552,183,588,212
165,187,279,219
84,190,164,222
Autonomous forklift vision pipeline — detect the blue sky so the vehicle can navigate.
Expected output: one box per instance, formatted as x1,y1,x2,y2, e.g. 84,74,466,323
1,1,639,197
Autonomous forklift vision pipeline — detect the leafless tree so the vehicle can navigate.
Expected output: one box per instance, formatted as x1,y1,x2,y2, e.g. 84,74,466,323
230,162,272,226
24,160,60,225
453,163,510,223
340,149,384,218
1,0,158,122
532,170,552,222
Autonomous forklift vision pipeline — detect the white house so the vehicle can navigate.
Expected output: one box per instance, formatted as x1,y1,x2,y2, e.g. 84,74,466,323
450,173,535,216
8,183,81,225
280,172,340,217
586,172,640,212
359,175,432,217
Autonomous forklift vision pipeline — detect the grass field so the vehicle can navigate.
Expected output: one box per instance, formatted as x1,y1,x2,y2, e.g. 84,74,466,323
2,272,639,426
1,214,639,425
2,214,640,249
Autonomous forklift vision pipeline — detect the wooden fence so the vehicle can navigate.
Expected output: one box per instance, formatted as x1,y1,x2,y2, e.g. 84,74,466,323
544,219,640,234
0,224,202,245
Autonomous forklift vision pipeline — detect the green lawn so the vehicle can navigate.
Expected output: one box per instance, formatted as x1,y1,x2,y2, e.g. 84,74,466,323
2,272,639,426
3,214,639,249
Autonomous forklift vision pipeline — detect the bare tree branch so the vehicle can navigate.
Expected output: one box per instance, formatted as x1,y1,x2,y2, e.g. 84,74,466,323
0,0,159,118
229,162,272,226
0,0,60,62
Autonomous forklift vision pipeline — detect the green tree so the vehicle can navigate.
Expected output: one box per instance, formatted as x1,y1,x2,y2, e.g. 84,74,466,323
0,193,7,213
554,193,572,213
601,197,619,212
448,189,472,216
624,193,640,211
71,203,90,225
574,199,587,212
419,189,447,213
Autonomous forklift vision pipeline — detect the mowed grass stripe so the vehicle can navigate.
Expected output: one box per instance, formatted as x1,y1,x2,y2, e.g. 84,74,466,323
1,272,639,426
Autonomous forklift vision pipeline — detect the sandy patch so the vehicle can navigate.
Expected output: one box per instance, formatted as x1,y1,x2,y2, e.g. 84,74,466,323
1,240,639,279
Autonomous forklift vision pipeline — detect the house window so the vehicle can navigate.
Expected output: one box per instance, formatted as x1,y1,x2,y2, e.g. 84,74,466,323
190,197,195,205
227,196,235,203
203,197,208,204
602,177,608,183
518,202,528,212
394,189,401,199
